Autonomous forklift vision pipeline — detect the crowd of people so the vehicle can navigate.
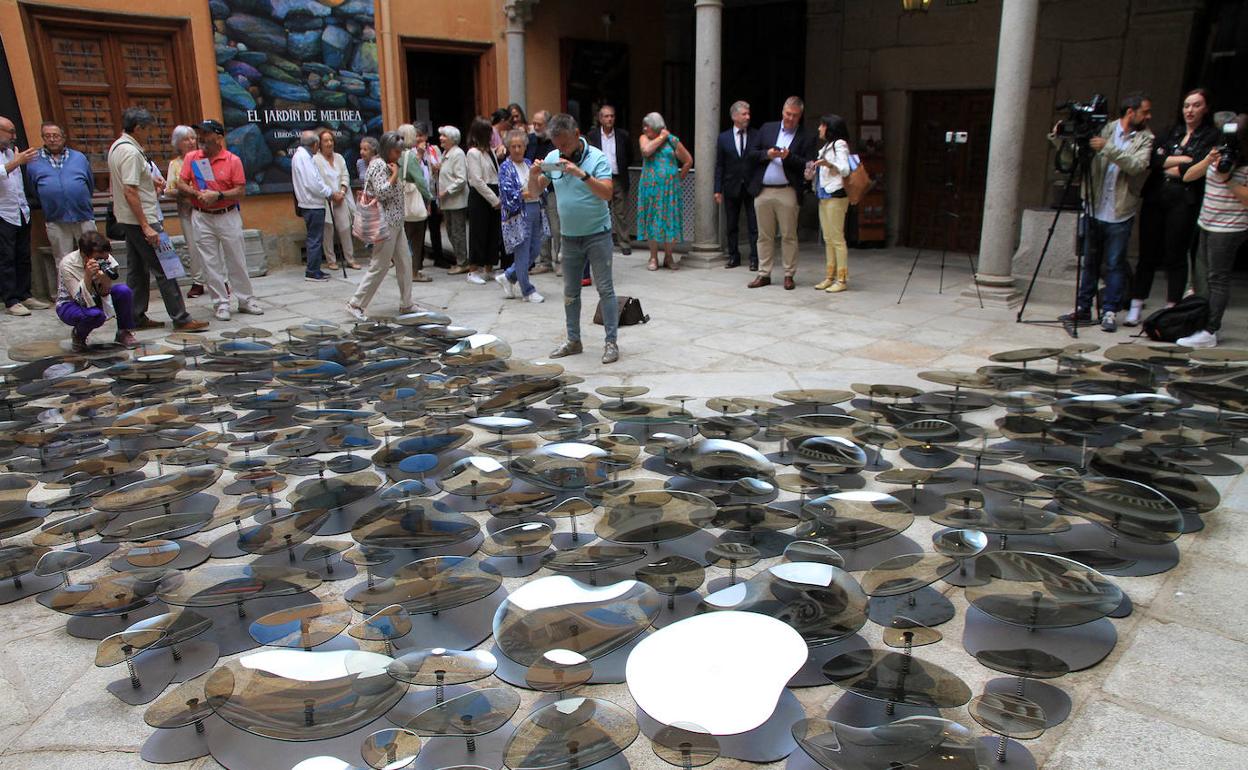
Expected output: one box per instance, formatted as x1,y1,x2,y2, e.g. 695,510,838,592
0,88,1244,358
1054,90,1248,348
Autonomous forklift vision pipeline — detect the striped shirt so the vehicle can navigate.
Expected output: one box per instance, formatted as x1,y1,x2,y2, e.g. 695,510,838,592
1199,165,1248,233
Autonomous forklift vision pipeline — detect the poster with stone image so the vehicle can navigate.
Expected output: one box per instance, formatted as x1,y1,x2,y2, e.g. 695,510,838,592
211,0,382,194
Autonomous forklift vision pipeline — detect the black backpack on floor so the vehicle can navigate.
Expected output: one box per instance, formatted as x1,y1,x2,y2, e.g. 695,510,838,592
1141,295,1210,342
593,296,649,326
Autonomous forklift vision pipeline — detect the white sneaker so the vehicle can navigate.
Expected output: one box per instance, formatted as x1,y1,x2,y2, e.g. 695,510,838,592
345,303,368,322
214,305,231,321
1177,329,1217,349
526,291,545,304
466,272,486,285
1123,299,1144,327
237,299,264,315
495,272,517,299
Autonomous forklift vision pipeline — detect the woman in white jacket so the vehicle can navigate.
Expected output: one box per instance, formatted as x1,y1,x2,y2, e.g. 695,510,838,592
812,114,853,292
315,128,360,270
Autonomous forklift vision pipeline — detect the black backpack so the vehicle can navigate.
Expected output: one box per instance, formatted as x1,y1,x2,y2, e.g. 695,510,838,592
1141,295,1210,342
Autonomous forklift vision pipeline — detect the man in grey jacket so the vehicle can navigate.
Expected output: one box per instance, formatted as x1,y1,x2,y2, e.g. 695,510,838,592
1060,92,1154,332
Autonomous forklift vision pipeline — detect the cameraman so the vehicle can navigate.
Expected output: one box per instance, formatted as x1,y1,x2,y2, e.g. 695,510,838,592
1176,114,1248,349
55,229,138,352
1058,92,1154,332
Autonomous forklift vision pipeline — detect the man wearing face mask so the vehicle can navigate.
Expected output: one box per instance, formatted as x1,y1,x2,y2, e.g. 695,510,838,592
24,122,96,308
1058,91,1155,333
526,110,560,274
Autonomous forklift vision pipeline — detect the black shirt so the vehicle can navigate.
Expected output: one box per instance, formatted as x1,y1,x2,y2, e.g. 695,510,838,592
1145,121,1218,202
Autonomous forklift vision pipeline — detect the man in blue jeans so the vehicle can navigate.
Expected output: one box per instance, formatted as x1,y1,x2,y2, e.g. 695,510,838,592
529,113,620,364
291,129,337,282
1058,92,1154,332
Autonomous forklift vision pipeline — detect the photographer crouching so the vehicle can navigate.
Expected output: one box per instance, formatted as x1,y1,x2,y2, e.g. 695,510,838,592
1056,92,1154,332
55,229,139,352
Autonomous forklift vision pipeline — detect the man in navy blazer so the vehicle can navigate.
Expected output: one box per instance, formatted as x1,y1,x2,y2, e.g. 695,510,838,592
746,96,810,290
714,100,758,270
586,104,634,255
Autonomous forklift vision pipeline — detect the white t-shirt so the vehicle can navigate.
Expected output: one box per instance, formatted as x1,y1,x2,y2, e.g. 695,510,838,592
1199,164,1248,233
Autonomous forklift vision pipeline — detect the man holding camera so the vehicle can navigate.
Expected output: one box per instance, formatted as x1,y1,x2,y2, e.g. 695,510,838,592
1059,92,1154,332
55,229,137,351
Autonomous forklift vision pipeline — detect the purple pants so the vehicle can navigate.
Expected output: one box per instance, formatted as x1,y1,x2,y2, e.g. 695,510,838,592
56,284,134,341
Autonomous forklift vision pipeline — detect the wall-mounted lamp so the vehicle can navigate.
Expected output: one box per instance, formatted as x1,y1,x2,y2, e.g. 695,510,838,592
901,0,932,11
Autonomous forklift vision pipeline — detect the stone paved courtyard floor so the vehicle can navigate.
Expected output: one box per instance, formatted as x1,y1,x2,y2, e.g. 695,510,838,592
2,244,1247,769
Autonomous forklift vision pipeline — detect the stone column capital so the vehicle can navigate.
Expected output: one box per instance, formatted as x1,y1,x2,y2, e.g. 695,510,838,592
505,0,539,29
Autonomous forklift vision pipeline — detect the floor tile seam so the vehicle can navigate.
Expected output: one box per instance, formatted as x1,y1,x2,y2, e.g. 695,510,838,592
1090,691,1248,748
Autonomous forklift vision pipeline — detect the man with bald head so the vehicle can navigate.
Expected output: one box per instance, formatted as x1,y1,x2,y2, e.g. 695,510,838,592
291,128,338,282
0,115,42,316
25,121,98,307
525,110,559,273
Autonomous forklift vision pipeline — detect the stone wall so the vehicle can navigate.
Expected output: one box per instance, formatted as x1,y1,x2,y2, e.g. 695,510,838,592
803,0,1202,250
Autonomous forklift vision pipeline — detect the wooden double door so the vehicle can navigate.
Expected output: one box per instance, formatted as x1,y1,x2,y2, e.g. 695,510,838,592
904,90,993,254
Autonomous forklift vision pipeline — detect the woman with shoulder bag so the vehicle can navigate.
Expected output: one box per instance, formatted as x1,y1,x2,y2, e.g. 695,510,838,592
1177,115,1248,349
346,132,414,321
496,128,548,303
811,114,853,292
398,123,433,283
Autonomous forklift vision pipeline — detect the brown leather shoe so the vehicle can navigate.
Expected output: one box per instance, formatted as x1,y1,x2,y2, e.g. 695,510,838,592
747,275,771,289
186,283,205,298
783,275,796,290
173,319,209,332
134,317,165,330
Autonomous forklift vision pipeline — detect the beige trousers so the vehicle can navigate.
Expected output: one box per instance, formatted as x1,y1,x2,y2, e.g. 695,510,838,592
755,186,799,277
191,208,254,308
818,196,850,278
350,229,412,311
324,198,355,265
175,210,207,284
42,221,96,301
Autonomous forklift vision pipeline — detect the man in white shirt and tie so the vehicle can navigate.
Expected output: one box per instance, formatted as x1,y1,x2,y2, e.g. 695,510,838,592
714,101,758,270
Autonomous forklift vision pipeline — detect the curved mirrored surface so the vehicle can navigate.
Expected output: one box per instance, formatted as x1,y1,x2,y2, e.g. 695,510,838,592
663,439,774,481
792,716,986,770
347,556,502,615
700,562,868,646
405,686,521,736
503,697,638,770
821,649,972,708
596,490,715,543
204,649,404,741
798,491,915,548
386,647,498,685
966,552,1123,628
494,576,662,667
93,465,222,513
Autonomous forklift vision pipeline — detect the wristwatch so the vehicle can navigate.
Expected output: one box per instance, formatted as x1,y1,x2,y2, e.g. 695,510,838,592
216,190,225,202
580,170,589,181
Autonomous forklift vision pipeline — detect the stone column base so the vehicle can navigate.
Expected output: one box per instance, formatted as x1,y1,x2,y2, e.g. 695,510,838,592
681,242,725,269
964,273,1021,308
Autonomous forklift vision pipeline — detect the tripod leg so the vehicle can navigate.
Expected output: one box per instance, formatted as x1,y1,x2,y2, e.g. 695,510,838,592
938,250,948,294
968,252,984,308
897,248,924,304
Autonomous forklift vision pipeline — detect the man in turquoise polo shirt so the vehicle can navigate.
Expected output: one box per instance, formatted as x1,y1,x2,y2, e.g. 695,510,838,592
528,113,620,364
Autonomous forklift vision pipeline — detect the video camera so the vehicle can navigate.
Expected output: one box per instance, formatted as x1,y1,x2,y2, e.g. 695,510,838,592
1056,94,1110,142
1216,120,1239,174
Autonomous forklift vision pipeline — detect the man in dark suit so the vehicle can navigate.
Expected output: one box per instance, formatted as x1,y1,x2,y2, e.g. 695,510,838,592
746,96,810,290
587,104,633,255
715,100,758,270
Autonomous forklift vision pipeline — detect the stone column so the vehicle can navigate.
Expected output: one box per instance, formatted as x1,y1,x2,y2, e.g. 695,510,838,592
968,0,1040,306
504,1,536,111
686,0,724,267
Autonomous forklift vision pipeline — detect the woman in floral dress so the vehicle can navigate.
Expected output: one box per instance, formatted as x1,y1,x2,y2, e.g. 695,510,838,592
636,112,693,270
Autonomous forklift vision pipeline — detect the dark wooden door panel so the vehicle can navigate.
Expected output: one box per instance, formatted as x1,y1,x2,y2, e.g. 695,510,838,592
905,90,993,253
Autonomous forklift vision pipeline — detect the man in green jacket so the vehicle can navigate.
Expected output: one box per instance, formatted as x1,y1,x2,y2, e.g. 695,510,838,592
1060,92,1154,332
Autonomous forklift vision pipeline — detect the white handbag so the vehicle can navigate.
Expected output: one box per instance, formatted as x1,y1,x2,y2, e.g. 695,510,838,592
402,151,429,222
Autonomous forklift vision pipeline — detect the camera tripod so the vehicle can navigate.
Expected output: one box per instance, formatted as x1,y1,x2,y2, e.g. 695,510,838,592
897,133,984,307
1015,140,1096,337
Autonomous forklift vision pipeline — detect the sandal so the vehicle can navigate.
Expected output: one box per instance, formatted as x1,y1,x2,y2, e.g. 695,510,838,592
663,258,679,271
647,258,659,271
346,261,362,270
